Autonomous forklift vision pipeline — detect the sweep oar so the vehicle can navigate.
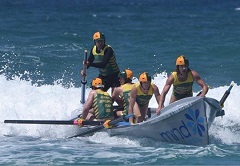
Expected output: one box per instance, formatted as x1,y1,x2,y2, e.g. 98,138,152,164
80,50,88,104
68,114,134,138
214,81,234,117
219,81,234,108
4,119,102,126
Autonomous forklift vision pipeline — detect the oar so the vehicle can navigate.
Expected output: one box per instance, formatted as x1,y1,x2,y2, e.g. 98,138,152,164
4,119,102,126
215,81,234,117
71,50,88,120
196,85,210,96
219,81,234,107
80,50,88,104
68,114,134,138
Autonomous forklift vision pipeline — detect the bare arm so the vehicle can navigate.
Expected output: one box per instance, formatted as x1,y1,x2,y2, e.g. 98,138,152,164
191,70,208,97
152,84,162,115
82,90,95,119
153,84,161,104
159,74,174,110
111,87,123,106
128,85,137,124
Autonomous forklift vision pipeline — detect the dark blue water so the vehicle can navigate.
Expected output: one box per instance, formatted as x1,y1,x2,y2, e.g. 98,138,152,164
1,0,240,87
1,0,240,165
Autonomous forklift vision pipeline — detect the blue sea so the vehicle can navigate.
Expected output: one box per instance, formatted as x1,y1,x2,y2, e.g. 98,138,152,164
1,0,240,165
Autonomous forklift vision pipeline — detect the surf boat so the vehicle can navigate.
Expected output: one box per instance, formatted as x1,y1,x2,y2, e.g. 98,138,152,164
69,82,233,146
70,96,224,146
107,96,224,146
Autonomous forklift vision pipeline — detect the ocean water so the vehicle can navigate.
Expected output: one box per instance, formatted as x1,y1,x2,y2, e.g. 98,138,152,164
1,0,240,165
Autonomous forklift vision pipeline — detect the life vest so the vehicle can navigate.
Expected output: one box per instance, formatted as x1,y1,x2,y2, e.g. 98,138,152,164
135,82,153,107
121,83,135,115
172,70,194,97
92,45,119,76
93,89,113,119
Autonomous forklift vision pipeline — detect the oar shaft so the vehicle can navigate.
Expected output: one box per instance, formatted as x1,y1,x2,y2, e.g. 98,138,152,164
80,50,88,104
4,119,102,126
109,114,133,125
4,120,74,125
219,83,234,107
82,50,88,83
68,114,134,138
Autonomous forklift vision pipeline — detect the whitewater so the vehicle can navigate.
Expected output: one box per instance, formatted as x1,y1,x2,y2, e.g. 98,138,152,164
1,73,239,145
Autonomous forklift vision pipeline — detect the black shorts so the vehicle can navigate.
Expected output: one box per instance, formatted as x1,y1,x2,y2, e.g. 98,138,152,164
99,72,120,92
173,91,193,100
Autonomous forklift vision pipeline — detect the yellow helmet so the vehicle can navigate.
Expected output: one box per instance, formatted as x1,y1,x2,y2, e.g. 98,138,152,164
139,72,151,82
93,32,105,41
91,78,104,88
118,69,133,80
176,55,189,66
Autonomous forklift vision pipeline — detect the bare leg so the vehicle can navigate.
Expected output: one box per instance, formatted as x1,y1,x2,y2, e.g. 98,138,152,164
133,103,141,123
85,113,95,121
169,95,177,104
138,104,148,123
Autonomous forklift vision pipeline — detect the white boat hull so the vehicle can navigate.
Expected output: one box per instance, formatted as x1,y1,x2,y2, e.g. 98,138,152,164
108,97,222,146
72,96,223,146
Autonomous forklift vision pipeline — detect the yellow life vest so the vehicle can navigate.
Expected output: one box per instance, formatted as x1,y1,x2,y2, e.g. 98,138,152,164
135,82,153,107
172,71,194,97
121,83,135,115
92,45,119,76
93,89,113,119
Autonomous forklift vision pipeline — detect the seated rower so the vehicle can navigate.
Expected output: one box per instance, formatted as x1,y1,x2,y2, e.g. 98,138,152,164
112,69,135,117
81,77,114,121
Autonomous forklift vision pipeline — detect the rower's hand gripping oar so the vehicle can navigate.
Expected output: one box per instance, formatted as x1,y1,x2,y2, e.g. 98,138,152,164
80,50,88,104
196,82,233,107
196,85,210,96
4,119,103,126
68,114,134,138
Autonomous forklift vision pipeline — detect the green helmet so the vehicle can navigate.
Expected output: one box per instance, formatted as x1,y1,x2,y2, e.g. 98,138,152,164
118,69,133,80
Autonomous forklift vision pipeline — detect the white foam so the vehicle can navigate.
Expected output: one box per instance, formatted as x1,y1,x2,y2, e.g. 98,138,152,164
1,74,239,144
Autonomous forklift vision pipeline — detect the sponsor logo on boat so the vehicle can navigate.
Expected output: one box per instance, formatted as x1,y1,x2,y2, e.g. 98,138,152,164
159,109,206,143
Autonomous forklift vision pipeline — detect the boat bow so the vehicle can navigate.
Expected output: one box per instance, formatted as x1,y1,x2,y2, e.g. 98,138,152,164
108,97,222,146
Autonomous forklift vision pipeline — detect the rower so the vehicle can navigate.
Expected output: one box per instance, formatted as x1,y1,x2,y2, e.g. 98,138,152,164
128,72,162,124
112,69,135,117
81,77,114,121
159,55,208,111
